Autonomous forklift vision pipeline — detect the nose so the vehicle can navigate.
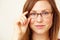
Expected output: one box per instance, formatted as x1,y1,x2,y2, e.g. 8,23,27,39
36,15,43,23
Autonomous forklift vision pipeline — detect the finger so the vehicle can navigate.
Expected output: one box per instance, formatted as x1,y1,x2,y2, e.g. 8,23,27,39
17,16,26,25
25,17,31,25
22,15,27,21
17,19,23,26
23,11,28,16
27,17,31,24
19,14,27,23
21,17,27,25
20,16,28,26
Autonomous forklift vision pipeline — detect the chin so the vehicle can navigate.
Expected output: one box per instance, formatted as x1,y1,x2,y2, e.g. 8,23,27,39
33,29,48,34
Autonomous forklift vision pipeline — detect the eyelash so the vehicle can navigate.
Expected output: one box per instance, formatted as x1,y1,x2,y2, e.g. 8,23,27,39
30,13,36,15
42,12,49,14
30,12,49,15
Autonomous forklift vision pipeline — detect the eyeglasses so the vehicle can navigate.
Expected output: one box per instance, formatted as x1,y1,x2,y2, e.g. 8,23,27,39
28,11,52,19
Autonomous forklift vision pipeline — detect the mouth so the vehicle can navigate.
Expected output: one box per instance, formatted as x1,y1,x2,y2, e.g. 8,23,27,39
35,25,45,29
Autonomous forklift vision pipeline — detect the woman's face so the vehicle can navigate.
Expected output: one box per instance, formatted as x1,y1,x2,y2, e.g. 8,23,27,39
29,1,53,34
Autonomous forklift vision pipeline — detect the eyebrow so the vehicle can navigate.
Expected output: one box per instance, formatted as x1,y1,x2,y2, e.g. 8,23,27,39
30,9,52,13
30,10,36,13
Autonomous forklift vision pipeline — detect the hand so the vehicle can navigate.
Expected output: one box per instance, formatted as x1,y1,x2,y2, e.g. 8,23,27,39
17,11,31,39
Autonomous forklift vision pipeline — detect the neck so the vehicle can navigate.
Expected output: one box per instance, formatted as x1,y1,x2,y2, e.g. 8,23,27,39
32,32,50,40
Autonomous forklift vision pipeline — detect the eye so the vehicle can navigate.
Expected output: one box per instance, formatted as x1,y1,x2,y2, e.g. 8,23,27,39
30,13,36,15
43,11,49,15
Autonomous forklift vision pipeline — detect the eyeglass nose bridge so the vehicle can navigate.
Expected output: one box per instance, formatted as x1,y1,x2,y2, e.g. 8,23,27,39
37,13,43,17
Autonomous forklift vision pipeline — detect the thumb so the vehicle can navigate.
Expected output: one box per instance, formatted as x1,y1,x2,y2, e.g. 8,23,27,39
26,17,31,25
27,17,31,24
23,17,31,26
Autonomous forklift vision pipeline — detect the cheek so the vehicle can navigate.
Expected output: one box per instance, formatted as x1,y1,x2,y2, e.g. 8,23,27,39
29,19,35,29
30,19,35,24
44,16,53,26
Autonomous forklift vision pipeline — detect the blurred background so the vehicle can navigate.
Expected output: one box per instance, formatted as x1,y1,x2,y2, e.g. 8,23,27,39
0,0,60,40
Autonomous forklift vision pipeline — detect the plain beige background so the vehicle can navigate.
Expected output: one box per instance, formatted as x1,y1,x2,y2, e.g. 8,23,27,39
0,0,60,40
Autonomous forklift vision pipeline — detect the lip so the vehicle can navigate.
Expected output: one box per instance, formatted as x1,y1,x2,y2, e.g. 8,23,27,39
35,25,45,29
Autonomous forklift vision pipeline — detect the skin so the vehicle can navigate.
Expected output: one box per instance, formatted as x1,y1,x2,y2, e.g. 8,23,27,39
17,0,53,40
29,1,53,40
17,11,31,39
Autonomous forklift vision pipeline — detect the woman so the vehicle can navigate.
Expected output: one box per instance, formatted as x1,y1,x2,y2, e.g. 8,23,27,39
17,0,60,40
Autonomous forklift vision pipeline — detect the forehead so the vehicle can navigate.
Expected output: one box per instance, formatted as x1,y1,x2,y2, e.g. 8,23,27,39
31,1,52,12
